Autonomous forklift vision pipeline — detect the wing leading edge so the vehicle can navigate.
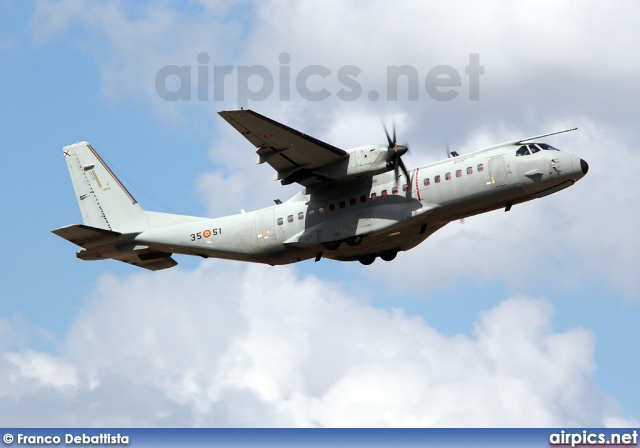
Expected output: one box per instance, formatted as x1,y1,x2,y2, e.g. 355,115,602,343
219,109,348,187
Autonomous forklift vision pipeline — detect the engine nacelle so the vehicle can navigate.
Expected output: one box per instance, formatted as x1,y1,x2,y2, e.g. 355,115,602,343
315,145,391,179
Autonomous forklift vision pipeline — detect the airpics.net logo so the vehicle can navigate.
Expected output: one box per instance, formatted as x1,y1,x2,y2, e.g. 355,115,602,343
155,52,484,107
549,430,638,447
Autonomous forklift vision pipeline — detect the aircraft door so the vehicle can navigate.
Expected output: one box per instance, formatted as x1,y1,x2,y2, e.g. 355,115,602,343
488,156,509,187
255,208,278,249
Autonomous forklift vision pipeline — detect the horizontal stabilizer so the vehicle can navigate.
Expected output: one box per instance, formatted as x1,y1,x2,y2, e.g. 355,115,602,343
52,224,122,247
53,224,177,271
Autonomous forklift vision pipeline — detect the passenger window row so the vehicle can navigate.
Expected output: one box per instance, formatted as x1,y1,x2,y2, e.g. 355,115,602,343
276,183,411,226
276,163,488,226
424,164,484,186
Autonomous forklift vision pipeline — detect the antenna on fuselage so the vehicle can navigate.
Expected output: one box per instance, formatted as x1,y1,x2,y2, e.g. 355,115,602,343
517,127,577,144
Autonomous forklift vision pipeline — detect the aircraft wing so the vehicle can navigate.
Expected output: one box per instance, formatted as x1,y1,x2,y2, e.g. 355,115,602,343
219,109,348,187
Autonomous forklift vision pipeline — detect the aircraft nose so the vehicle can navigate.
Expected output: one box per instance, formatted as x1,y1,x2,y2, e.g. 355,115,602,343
571,155,588,178
580,158,589,174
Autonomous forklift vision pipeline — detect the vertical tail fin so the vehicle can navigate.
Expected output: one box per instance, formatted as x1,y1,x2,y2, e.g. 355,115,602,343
63,142,147,233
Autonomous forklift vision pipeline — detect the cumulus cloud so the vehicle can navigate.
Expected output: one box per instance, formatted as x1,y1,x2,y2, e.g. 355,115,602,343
0,261,634,427
31,0,251,124
32,1,640,128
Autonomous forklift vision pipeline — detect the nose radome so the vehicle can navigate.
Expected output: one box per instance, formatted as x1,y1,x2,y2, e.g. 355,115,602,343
571,155,588,177
580,159,589,174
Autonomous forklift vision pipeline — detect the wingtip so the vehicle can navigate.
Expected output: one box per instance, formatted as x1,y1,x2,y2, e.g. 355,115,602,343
218,107,252,115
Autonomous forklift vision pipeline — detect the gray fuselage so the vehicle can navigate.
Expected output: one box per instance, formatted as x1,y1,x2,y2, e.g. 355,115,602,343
135,142,588,265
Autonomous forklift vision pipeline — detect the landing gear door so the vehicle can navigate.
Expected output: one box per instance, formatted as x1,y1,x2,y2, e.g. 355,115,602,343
488,156,509,187
255,208,278,249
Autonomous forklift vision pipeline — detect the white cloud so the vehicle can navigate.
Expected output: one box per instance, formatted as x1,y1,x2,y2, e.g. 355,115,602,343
31,0,250,123
32,1,640,122
0,318,17,351
0,261,634,427
4,350,77,391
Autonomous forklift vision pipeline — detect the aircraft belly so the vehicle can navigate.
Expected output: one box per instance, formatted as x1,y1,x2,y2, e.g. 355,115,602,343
429,182,527,221
315,216,377,243
323,221,447,262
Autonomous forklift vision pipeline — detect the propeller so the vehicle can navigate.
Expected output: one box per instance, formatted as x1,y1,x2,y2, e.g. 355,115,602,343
383,121,410,182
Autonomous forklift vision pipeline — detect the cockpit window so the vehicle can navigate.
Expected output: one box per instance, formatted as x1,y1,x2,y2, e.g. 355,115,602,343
518,143,557,155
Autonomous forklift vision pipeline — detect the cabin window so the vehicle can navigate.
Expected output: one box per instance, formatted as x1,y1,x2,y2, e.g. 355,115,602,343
392,186,399,194
350,198,356,206
308,209,315,218
329,204,336,211
287,215,293,223
456,169,462,178
477,164,484,172
381,189,388,198
445,172,451,180
403,184,409,192
277,217,283,225
318,207,325,214
516,146,531,157
371,192,377,200
360,195,367,203
339,200,346,209
435,175,441,183
423,178,430,186
298,212,304,220
529,144,541,154
538,143,559,151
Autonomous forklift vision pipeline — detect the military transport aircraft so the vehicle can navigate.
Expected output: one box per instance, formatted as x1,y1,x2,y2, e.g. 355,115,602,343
53,109,588,270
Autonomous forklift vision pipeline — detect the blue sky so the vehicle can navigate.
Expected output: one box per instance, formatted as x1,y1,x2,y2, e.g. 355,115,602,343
0,1,639,426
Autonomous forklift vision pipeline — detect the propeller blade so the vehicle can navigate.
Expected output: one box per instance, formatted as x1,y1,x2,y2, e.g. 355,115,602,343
383,122,394,148
382,120,410,183
392,122,397,146
398,157,409,181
